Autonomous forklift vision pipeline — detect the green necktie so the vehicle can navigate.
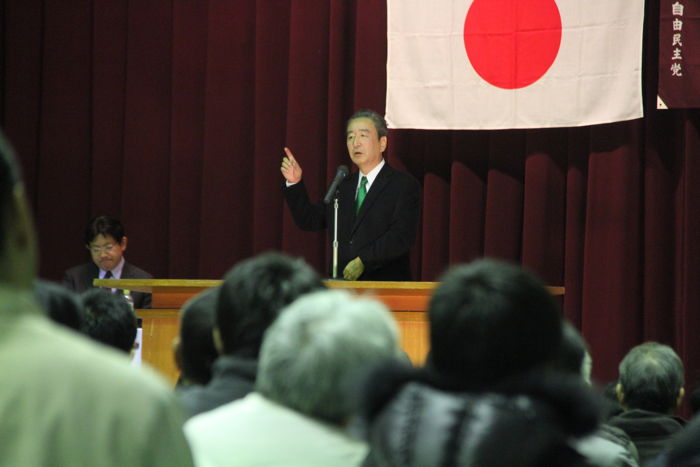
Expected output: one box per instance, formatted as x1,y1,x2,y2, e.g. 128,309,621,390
356,176,368,214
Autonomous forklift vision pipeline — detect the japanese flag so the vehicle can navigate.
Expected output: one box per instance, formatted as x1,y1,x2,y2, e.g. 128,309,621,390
386,0,645,130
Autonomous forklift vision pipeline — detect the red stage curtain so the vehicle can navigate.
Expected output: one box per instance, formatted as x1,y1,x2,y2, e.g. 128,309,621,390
2,0,699,385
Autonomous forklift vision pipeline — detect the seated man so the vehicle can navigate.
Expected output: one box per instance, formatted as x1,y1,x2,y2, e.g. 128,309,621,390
357,259,600,466
63,215,152,308
178,252,324,418
80,288,138,354
608,342,687,464
555,322,639,466
0,130,193,466
185,289,401,466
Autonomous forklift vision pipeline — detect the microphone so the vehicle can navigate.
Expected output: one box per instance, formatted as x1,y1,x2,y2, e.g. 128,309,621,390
323,165,349,204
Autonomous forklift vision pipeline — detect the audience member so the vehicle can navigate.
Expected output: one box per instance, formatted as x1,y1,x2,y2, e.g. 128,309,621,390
179,251,324,418
689,386,700,417
357,259,599,466
602,380,626,420
556,322,639,466
647,414,700,467
427,259,564,387
81,288,137,354
0,130,193,466
185,289,400,466
174,287,219,391
608,342,687,464
63,215,153,308
34,278,85,331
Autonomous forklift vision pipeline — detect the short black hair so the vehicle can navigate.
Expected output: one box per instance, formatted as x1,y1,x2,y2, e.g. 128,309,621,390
34,279,85,331
84,215,125,245
347,109,388,138
0,131,23,256
554,321,588,376
80,289,137,353
428,259,562,387
618,342,684,413
216,252,324,357
180,287,219,385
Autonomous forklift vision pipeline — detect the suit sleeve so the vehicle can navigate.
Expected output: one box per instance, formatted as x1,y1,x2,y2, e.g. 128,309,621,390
357,175,421,273
283,180,327,231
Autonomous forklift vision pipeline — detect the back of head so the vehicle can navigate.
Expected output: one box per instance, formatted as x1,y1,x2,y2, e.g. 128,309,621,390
256,289,400,424
554,321,592,384
216,252,324,357
428,259,562,387
0,130,37,288
81,289,137,353
179,287,219,385
84,215,124,244
0,133,21,255
34,279,85,330
618,341,684,413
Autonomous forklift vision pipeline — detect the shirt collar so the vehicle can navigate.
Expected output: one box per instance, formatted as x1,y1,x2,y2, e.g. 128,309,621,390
357,158,385,192
100,256,125,279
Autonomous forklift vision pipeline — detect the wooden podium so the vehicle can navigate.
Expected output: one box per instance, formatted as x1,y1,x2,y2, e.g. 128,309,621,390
96,278,564,384
94,279,444,384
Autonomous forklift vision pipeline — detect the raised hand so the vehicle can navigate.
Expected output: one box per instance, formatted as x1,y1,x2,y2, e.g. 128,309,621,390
280,147,303,184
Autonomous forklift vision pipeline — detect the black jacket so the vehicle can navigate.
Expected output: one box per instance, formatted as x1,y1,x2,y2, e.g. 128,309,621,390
608,409,687,464
177,355,258,419
284,163,421,281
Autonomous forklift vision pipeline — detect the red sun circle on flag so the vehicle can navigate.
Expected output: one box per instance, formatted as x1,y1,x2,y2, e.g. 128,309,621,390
464,0,562,89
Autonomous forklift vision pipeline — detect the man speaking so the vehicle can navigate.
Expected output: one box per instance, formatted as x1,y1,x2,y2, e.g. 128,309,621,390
281,109,420,281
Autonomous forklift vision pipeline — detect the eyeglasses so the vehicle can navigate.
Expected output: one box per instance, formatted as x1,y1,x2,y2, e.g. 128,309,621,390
87,244,116,254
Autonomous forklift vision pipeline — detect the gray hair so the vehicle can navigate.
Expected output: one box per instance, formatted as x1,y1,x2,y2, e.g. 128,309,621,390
618,341,684,413
256,289,399,424
347,109,388,138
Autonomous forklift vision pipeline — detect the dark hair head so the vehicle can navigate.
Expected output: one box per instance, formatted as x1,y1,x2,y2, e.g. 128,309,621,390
179,287,219,385
80,288,137,353
554,321,589,377
428,259,562,387
216,252,324,357
0,131,22,255
618,341,684,413
347,109,388,138
84,215,125,245
34,279,85,331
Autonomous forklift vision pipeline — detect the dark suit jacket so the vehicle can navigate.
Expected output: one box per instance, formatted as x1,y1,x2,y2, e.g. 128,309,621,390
177,355,257,420
62,261,153,309
284,163,421,281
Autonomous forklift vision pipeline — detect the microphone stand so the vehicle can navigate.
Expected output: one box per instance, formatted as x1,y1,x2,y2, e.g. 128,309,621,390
332,194,340,279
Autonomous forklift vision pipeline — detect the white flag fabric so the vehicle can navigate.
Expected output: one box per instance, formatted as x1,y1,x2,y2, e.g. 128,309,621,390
386,0,645,130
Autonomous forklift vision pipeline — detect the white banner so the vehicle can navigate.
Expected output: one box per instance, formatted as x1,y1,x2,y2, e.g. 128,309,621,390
386,0,645,129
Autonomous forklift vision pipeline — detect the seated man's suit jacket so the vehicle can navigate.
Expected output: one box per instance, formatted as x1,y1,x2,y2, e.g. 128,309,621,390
62,262,153,309
284,162,420,281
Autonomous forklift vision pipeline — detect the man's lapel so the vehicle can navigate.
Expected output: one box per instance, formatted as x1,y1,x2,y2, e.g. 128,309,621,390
351,164,393,235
